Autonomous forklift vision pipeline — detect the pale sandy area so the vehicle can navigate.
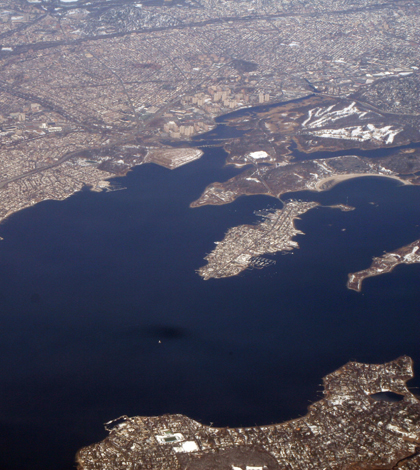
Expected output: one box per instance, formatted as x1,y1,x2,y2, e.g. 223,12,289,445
314,173,409,191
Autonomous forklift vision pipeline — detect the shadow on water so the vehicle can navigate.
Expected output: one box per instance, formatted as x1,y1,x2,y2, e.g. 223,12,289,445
1,139,420,469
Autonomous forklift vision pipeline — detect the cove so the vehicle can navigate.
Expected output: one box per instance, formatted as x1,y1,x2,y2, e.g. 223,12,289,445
0,147,420,470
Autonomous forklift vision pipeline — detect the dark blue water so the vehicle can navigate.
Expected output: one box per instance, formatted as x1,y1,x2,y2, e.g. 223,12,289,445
1,147,420,470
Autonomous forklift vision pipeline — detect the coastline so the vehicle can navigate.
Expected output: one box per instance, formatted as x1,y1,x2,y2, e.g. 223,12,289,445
314,173,409,191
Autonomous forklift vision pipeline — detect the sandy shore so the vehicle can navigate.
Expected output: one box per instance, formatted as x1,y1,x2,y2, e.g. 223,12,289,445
314,173,409,191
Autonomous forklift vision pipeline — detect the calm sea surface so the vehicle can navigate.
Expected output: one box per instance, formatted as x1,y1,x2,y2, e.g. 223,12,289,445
1,145,420,470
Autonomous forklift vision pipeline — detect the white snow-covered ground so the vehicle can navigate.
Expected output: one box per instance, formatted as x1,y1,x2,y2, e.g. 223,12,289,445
403,245,420,263
305,124,401,144
247,150,270,161
302,102,375,129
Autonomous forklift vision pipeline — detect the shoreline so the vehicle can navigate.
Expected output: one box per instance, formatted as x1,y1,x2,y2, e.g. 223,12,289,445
314,173,409,191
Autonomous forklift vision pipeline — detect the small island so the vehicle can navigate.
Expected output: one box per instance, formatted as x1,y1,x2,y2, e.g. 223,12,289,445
76,356,420,470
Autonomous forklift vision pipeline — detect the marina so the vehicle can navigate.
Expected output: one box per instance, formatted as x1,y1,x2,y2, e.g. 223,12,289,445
1,146,420,469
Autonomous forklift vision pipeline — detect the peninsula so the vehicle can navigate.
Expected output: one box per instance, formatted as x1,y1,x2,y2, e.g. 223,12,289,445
198,200,319,280
348,240,420,291
76,356,420,470
1,0,420,288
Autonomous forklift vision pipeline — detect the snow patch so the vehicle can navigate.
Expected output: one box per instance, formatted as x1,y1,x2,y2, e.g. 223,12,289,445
173,441,199,453
302,102,372,129
306,124,401,144
248,150,269,160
